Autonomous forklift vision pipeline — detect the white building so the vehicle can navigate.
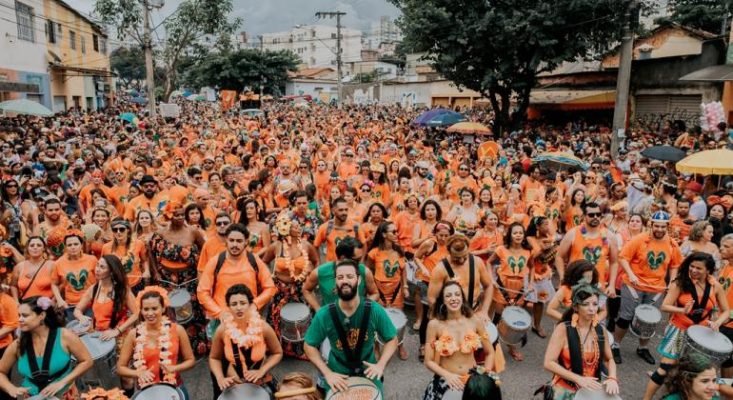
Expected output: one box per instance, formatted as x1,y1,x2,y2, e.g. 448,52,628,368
0,0,52,108
364,16,402,56
261,25,362,68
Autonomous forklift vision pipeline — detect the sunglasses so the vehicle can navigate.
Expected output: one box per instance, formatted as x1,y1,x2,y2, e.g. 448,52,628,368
586,212,602,218
112,227,128,233
215,221,230,226
5,184,17,188
362,189,372,193
459,168,469,171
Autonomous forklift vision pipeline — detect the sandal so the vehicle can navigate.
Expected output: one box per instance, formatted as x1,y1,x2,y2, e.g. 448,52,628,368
532,326,547,339
412,320,421,331
399,346,409,361
509,348,524,362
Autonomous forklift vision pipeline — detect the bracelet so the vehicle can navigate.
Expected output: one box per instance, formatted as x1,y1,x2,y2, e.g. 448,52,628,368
606,377,618,382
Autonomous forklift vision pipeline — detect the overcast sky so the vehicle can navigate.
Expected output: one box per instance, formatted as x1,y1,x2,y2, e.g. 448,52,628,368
66,0,401,37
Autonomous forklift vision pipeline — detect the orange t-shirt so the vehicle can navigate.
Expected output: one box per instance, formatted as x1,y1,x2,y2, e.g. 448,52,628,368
313,221,367,262
719,263,733,329
567,226,611,287
419,244,448,283
620,232,682,293
52,254,97,305
197,235,227,273
17,261,54,300
0,293,18,348
367,248,405,308
101,240,146,287
394,211,421,252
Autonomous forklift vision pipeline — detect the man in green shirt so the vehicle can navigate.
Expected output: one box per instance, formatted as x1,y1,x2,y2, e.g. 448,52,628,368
302,237,378,310
304,259,398,395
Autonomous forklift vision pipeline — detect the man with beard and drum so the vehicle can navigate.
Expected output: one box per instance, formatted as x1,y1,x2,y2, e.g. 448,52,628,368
555,202,619,295
303,259,398,397
611,211,683,365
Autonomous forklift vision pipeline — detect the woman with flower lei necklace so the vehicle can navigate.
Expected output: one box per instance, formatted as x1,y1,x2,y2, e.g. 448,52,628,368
423,280,495,400
117,286,195,398
209,284,283,396
260,214,318,360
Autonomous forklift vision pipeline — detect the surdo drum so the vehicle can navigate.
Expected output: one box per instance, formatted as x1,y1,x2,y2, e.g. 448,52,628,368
280,302,311,343
378,308,407,345
478,321,499,350
325,377,382,400
574,388,622,400
132,383,186,400
497,306,531,345
682,325,733,365
629,304,662,340
76,332,118,390
67,319,91,336
168,289,193,324
443,389,463,400
217,383,270,400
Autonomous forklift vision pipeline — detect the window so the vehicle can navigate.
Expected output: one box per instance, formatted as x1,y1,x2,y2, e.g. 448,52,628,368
56,22,61,41
81,36,86,53
70,31,76,50
331,33,337,39
15,1,34,42
47,20,56,43
92,34,99,52
99,38,107,54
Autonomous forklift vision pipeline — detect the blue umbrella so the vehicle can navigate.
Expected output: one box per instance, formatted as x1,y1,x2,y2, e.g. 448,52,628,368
128,97,147,104
119,112,136,123
412,108,451,125
424,111,467,127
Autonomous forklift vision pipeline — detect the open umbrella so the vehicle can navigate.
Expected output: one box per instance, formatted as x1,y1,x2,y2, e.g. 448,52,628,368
676,149,733,175
447,122,492,135
641,145,686,162
128,97,147,104
169,90,184,99
424,111,467,127
119,113,136,123
0,99,53,116
533,152,589,171
412,109,450,125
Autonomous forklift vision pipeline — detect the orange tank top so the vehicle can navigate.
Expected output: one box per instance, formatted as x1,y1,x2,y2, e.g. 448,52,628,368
17,261,54,300
568,226,610,287
140,322,181,384
91,284,128,331
669,280,717,330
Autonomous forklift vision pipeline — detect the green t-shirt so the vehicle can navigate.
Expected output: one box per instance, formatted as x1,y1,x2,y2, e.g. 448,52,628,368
304,299,397,393
316,261,367,305
663,395,720,400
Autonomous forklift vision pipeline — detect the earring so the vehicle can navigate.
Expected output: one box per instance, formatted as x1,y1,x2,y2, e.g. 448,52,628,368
571,313,579,328
440,304,447,315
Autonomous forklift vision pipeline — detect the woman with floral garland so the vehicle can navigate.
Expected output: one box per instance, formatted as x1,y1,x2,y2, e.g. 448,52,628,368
117,286,195,398
260,215,318,359
209,284,283,397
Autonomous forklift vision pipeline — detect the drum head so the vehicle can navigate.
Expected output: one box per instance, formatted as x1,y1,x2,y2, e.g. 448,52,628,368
385,308,407,330
574,388,622,400
634,304,662,323
687,325,733,354
485,321,498,344
132,383,184,400
169,289,191,307
443,389,463,400
503,306,531,328
325,377,382,400
217,383,270,400
281,303,310,321
27,395,59,400
67,319,90,335
81,333,116,360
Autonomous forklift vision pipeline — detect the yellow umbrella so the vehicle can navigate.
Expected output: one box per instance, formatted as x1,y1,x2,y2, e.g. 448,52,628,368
446,121,492,135
676,149,733,175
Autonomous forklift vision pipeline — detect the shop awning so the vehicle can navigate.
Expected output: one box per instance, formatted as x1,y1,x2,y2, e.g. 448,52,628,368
49,63,116,78
679,65,733,82
530,89,615,110
0,81,39,93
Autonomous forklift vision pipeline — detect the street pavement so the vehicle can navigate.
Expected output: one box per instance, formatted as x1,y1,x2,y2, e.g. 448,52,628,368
180,306,661,400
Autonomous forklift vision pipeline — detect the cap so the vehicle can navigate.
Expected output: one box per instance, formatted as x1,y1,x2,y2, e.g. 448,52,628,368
650,211,671,224
139,175,157,185
686,182,703,194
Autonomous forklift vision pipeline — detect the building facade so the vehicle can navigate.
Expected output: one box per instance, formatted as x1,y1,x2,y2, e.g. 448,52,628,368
0,0,52,108
262,25,362,68
44,0,113,112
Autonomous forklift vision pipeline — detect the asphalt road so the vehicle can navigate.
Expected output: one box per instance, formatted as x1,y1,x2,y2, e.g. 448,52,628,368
178,305,661,400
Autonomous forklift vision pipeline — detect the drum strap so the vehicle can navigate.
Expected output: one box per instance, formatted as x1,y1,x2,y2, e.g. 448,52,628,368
19,260,46,300
689,281,713,324
376,278,402,307
326,220,360,241
441,256,476,308
328,300,372,376
230,340,263,379
564,322,605,384
212,251,260,295
494,274,523,304
25,327,70,391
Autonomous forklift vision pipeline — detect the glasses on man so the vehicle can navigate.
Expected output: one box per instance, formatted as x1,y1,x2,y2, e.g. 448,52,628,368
215,220,230,226
112,227,128,233
459,167,469,171
586,212,602,218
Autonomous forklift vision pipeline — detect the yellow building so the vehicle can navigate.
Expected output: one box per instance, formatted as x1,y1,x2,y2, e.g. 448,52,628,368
44,0,114,112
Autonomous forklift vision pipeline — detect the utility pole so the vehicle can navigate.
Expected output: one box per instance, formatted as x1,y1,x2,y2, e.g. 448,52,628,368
258,35,263,52
142,0,156,118
611,1,638,158
316,11,346,106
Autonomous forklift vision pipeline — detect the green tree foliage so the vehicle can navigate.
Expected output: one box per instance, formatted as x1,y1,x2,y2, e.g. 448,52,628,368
180,49,300,96
110,46,145,89
94,0,240,100
657,0,733,35
390,0,649,133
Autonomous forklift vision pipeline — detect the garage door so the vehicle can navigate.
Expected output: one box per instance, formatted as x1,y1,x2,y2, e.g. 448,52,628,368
635,94,701,127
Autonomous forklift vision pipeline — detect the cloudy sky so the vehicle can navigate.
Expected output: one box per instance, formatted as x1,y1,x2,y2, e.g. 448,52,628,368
67,0,401,37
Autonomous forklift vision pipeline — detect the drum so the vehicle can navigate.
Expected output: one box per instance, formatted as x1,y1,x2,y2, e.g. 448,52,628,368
325,377,382,400
486,321,499,346
27,396,59,400
497,306,531,345
443,389,463,400
575,388,622,399
67,319,91,336
630,304,661,340
378,308,407,345
280,302,311,342
169,288,193,324
217,383,270,400
132,383,186,400
682,325,733,364
77,332,118,389
321,338,331,361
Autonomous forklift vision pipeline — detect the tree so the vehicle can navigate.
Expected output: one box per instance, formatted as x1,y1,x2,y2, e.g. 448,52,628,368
94,0,241,100
656,0,733,35
390,0,651,134
110,46,145,89
181,49,300,95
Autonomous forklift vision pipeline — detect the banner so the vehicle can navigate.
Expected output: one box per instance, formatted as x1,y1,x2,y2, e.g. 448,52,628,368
220,90,237,111
159,103,180,118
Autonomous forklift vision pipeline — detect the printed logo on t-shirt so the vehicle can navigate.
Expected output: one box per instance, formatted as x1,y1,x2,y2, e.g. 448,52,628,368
66,269,89,291
582,246,602,265
383,260,400,278
647,251,666,270
508,256,526,275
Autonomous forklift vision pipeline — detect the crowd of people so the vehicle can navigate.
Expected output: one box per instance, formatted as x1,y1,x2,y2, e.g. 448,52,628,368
0,99,731,400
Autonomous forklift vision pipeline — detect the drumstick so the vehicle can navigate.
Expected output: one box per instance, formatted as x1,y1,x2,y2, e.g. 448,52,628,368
494,284,525,294
156,278,199,288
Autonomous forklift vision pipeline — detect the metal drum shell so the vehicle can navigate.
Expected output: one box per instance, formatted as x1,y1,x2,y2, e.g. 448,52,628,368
216,383,270,400
682,325,733,364
280,302,311,343
629,304,661,340
325,377,382,400
76,332,118,390
168,289,193,324
131,383,186,400
497,306,531,345
377,308,407,345
575,388,623,400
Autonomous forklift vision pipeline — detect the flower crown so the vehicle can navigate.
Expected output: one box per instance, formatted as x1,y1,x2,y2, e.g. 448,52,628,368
36,297,53,311
135,285,169,308
81,388,129,400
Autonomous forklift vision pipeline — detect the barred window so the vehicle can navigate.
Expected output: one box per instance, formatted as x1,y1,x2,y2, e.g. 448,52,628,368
15,1,34,42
